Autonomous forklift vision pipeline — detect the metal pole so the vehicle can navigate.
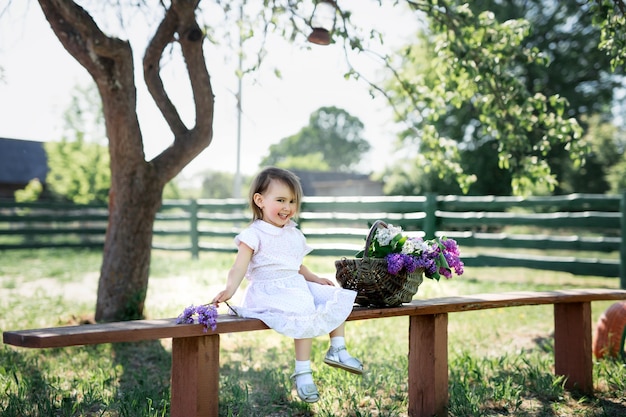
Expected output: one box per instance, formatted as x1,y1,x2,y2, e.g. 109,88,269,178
233,3,243,198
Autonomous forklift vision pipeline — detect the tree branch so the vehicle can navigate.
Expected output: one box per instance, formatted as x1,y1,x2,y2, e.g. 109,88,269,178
147,0,215,182
172,0,214,140
37,0,130,82
143,4,188,136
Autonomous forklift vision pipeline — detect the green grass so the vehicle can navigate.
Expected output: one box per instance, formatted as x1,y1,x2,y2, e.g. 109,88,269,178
2,248,626,416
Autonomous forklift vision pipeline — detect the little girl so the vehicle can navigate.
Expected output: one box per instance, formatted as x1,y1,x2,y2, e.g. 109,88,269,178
212,167,362,403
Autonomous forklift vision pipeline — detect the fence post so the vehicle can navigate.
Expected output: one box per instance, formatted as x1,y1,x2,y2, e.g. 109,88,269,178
619,191,626,289
190,199,199,260
424,193,437,240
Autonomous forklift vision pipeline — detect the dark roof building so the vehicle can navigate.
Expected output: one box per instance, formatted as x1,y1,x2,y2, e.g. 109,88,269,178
0,138,48,199
291,169,384,197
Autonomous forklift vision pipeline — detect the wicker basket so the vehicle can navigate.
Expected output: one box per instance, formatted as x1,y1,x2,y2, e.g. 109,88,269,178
335,220,424,307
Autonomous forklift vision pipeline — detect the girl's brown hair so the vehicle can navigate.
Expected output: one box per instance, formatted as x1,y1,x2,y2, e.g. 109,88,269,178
249,167,303,221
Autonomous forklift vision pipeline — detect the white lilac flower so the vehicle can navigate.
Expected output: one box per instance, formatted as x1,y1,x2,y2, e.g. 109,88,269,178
401,237,421,255
375,224,402,246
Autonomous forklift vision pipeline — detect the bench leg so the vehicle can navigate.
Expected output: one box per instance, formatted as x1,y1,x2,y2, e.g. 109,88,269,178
554,302,593,394
408,313,448,417
171,335,220,417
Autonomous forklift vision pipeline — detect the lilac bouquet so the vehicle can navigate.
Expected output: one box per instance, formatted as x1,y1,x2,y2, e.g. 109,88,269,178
175,304,218,332
357,223,464,281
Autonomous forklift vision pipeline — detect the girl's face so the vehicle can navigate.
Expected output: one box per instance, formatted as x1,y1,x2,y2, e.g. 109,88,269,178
254,179,297,228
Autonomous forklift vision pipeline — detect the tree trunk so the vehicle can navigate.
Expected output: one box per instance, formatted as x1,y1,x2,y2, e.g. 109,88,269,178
38,0,214,322
96,167,163,321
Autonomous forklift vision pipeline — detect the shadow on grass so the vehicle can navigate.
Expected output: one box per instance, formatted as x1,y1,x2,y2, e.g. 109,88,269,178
0,347,62,417
0,338,172,417
110,340,172,416
449,343,626,417
219,344,315,417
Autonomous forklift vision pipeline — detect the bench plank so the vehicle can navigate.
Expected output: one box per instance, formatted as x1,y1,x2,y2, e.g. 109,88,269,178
2,315,269,348
4,289,626,349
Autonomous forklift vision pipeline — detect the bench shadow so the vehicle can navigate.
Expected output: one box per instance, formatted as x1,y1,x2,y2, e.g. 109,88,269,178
219,344,316,416
0,346,61,415
110,339,172,415
466,336,626,417
1,338,173,416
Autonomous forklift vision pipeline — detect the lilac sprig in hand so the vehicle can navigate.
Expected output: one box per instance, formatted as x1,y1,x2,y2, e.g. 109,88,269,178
175,304,218,332
358,223,464,281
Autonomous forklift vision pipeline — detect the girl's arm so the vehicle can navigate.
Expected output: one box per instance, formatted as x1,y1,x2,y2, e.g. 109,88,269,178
212,243,254,304
299,264,335,286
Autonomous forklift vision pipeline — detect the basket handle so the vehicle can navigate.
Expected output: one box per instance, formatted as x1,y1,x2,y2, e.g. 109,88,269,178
363,220,388,260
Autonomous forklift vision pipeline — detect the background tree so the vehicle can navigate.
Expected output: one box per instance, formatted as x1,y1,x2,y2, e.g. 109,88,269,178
201,171,237,199
14,179,44,203
45,83,110,204
376,0,624,196
45,139,110,204
260,106,370,172
591,0,626,71
459,0,623,194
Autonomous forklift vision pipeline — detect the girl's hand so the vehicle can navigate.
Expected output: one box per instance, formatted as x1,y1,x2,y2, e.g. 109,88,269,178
212,289,233,305
299,265,335,286
314,276,335,286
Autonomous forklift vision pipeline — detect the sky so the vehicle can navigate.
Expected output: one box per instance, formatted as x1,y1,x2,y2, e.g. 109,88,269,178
0,1,418,182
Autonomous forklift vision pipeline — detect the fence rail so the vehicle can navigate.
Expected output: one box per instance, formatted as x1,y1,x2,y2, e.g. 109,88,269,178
1,193,624,286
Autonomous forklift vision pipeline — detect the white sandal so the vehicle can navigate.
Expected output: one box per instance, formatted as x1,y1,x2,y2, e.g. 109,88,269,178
290,370,319,403
324,345,364,375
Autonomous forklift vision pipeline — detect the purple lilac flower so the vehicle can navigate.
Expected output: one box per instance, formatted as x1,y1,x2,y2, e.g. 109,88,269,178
449,257,464,276
386,253,405,275
196,304,218,332
439,266,452,279
442,238,460,256
425,262,438,277
442,238,464,277
443,252,461,274
176,305,196,324
403,254,419,273
176,304,218,332
386,253,421,275
416,255,438,277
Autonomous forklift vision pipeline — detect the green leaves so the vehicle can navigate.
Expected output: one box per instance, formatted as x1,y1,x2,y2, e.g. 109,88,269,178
44,138,110,204
386,1,587,195
590,0,626,71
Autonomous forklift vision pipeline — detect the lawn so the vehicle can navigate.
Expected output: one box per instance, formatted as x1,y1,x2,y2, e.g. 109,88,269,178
1,248,626,416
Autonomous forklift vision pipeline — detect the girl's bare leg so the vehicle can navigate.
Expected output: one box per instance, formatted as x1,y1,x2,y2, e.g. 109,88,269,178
329,322,345,338
294,338,313,361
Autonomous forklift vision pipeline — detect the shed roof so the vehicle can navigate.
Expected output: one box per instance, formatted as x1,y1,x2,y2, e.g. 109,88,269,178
0,138,48,184
291,169,383,196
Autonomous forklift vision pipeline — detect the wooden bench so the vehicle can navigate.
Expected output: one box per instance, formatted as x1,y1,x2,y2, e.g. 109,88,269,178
4,288,626,417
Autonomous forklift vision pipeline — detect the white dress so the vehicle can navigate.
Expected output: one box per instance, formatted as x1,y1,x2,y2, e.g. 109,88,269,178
233,219,357,339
